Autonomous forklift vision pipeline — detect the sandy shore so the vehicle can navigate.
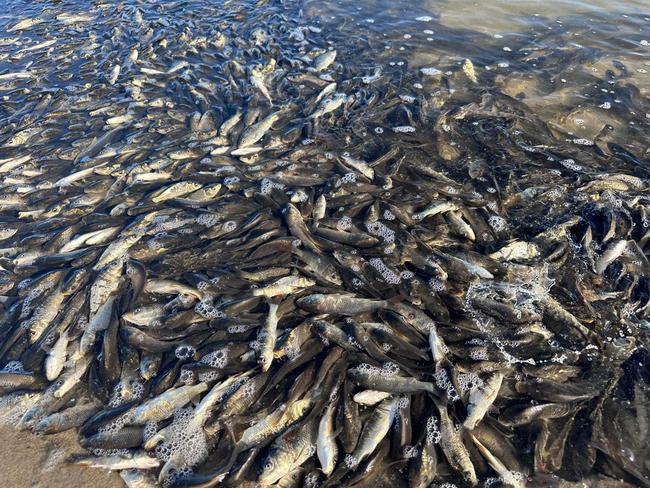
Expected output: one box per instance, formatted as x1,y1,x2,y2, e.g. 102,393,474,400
0,425,124,488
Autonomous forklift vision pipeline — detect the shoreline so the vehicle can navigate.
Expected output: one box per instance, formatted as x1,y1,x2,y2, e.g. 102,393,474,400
0,425,123,488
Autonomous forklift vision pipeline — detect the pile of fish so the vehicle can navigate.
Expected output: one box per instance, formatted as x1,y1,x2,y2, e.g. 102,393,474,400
0,0,649,487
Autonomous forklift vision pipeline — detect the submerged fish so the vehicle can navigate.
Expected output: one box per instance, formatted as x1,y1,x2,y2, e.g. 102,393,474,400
0,2,647,488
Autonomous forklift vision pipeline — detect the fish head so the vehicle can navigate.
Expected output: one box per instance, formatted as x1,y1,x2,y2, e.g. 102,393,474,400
258,451,284,486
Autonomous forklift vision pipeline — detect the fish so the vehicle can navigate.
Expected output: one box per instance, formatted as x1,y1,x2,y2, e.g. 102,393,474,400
239,112,281,148
0,2,647,487
73,451,160,470
258,420,319,485
353,390,392,406
349,397,399,466
45,329,69,381
436,400,478,485
252,275,315,298
348,367,437,394
297,294,390,315
259,300,280,371
312,50,337,72
130,383,208,424
463,372,504,430
317,399,339,475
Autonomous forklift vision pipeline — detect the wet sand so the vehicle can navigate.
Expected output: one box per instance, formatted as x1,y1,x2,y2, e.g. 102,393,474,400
0,425,123,488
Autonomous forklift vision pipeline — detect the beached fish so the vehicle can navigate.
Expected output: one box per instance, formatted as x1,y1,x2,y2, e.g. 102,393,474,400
0,2,646,487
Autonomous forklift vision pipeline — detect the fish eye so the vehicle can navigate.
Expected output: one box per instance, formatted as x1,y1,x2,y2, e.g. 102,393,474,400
408,313,416,320
264,462,273,470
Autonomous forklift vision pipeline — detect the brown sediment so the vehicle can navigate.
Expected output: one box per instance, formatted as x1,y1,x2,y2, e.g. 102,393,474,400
0,425,123,488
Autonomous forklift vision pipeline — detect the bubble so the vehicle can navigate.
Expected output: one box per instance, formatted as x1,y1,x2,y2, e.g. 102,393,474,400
340,172,357,184
425,416,441,444
304,472,319,488
559,159,583,171
42,447,66,472
131,381,145,399
163,467,194,488
195,296,223,319
420,67,441,76
200,348,229,369
196,213,220,227
397,396,410,409
242,380,256,400
366,221,395,243
392,125,416,133
428,278,445,292
488,215,507,232
511,471,526,483
198,371,220,382
179,369,196,384
227,324,251,334
344,454,358,468
382,362,400,376
433,369,459,401
108,380,144,408
403,445,419,458
155,407,208,468
92,448,130,457
175,345,196,360
305,444,316,457
97,411,131,436
369,258,401,284
337,216,352,231
2,361,25,373
572,138,593,146
260,177,284,195
144,421,159,441
458,373,484,395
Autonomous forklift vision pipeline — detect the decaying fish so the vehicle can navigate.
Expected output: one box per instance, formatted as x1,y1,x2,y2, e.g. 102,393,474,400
0,1,647,488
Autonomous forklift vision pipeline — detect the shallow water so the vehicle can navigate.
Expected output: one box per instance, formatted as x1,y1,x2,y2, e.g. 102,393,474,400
304,0,650,150
0,1,648,487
